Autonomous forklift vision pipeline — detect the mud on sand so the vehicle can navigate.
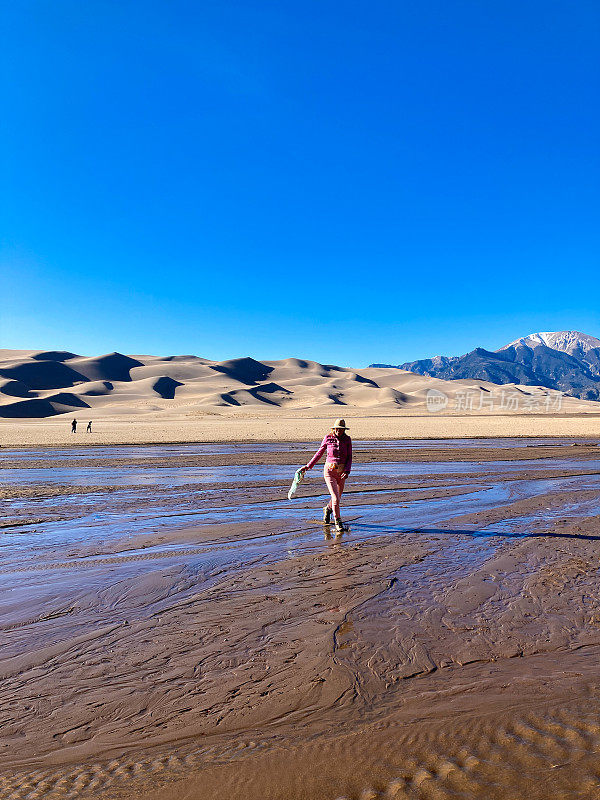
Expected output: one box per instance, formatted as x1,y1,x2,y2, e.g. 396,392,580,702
2,440,600,799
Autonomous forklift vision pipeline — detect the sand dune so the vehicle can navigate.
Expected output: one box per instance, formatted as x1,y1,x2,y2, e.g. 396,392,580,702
30,350,78,361
1,349,599,421
0,359,87,391
69,352,144,383
211,356,274,384
0,378,31,398
79,380,115,396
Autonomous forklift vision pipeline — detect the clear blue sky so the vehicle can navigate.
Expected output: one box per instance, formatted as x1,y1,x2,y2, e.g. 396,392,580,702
2,1,599,366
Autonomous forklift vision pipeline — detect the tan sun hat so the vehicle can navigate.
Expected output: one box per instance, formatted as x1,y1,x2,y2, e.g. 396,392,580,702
332,418,349,430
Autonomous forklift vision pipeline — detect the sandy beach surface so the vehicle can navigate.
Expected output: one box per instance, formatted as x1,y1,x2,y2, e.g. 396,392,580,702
3,409,600,447
2,435,600,799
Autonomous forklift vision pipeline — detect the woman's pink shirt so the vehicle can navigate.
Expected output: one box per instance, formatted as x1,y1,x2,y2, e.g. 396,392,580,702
307,433,352,474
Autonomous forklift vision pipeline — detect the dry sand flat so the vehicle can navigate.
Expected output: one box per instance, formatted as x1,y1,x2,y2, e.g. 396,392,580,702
2,442,600,798
3,412,600,447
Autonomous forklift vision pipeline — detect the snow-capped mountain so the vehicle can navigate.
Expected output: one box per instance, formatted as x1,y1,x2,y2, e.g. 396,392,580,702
371,331,600,401
501,331,600,356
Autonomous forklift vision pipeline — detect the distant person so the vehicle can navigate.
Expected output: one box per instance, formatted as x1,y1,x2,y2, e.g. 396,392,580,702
71,419,77,433
86,421,92,433
301,418,352,535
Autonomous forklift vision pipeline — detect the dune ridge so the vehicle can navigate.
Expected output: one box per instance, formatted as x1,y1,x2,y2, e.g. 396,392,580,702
0,349,598,420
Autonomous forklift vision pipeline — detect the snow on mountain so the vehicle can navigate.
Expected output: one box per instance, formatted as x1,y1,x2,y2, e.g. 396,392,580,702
501,331,600,355
375,330,600,401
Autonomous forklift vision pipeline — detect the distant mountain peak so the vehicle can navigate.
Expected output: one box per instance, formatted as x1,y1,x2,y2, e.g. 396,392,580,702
374,329,600,402
500,330,600,354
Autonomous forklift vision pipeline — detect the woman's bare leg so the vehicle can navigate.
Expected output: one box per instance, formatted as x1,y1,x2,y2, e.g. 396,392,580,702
324,470,344,519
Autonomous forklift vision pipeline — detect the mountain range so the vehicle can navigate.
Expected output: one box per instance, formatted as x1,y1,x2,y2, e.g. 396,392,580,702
371,331,600,401
1,347,595,419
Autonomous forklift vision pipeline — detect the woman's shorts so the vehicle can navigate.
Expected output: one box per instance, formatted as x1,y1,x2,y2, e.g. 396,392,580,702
325,461,345,474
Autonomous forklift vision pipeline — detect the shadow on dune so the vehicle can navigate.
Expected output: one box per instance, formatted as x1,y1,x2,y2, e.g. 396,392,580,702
343,371,380,387
152,376,184,399
30,351,79,362
80,381,114,396
0,352,143,396
0,361,88,390
211,357,274,384
72,352,144,382
163,354,203,362
0,379,31,398
45,392,91,409
223,382,293,406
0,399,59,418
250,382,292,402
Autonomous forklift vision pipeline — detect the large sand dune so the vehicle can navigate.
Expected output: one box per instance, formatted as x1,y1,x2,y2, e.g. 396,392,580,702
1,349,597,420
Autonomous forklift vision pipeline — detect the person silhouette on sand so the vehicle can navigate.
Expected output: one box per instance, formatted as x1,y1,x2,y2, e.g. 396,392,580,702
86,421,92,433
301,418,352,536
71,419,77,433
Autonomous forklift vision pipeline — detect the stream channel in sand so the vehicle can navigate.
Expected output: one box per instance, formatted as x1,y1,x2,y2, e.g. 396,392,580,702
2,438,600,800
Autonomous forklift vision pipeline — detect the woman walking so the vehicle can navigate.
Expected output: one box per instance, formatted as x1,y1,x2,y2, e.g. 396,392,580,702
302,419,352,534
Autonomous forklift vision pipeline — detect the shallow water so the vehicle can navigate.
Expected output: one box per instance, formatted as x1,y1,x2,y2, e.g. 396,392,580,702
1,436,597,462
3,441,600,800
3,456,600,489
3,444,600,576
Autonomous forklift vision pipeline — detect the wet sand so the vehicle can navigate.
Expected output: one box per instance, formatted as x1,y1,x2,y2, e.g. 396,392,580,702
2,439,600,799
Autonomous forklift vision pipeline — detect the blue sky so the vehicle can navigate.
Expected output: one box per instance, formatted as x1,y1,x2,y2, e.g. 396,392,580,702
2,1,599,366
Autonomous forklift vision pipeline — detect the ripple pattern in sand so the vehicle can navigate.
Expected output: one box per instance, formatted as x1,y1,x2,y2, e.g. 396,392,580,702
4,704,600,799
